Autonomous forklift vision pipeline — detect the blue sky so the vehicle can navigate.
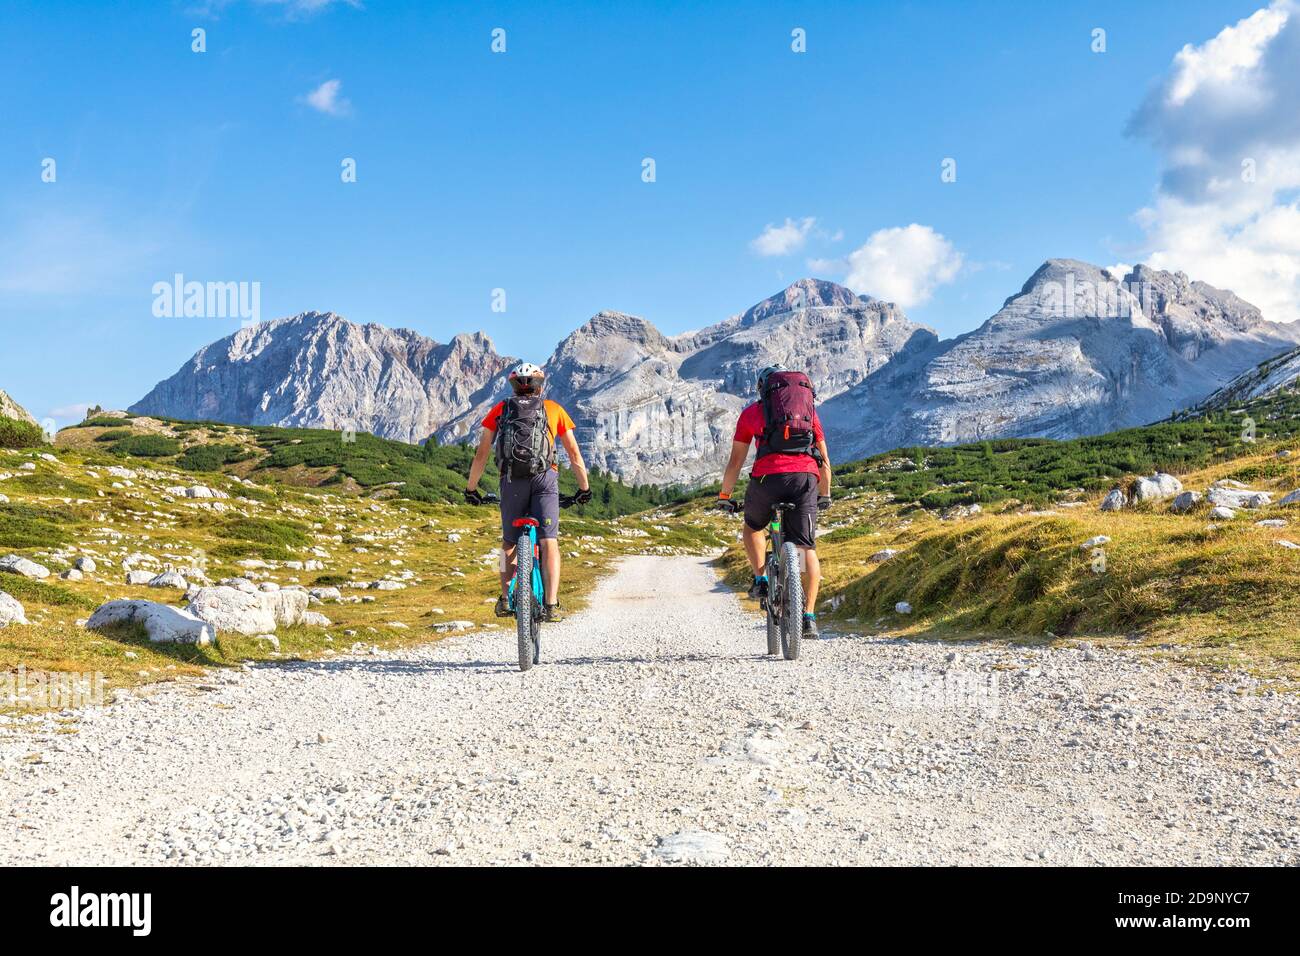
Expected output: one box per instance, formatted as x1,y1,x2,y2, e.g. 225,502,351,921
0,0,1287,425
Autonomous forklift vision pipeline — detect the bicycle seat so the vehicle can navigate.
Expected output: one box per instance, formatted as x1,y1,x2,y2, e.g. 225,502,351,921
512,518,540,528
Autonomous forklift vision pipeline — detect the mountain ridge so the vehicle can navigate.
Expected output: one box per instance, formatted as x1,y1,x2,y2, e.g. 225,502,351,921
130,261,1300,485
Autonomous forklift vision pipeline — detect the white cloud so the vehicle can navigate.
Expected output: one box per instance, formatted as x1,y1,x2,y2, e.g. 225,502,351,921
832,224,963,307
47,402,94,421
302,79,352,116
750,217,816,257
1128,0,1300,322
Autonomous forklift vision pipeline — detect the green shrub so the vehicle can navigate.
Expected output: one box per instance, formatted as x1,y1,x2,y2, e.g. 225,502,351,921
94,429,134,443
0,415,46,448
82,416,134,427
110,434,181,457
177,443,254,472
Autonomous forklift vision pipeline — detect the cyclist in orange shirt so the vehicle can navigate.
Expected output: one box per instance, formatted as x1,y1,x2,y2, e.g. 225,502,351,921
465,363,591,622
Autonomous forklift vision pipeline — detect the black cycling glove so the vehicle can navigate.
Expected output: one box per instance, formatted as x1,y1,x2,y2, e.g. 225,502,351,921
464,488,483,506
817,495,832,512
575,487,593,504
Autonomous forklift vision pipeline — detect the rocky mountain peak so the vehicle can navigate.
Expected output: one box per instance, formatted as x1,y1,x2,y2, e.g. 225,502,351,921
737,278,864,326
0,388,37,424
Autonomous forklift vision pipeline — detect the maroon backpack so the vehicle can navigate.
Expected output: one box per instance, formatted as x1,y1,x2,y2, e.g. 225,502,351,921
756,370,818,460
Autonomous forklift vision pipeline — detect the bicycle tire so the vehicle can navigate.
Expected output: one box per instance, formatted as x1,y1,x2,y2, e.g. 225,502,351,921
515,541,535,672
780,541,802,661
764,558,780,656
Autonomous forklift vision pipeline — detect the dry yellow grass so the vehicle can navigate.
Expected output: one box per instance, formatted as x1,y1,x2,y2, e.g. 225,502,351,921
715,448,1300,682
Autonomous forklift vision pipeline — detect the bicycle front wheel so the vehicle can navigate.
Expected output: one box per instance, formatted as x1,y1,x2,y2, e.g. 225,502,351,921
780,542,802,661
515,542,535,672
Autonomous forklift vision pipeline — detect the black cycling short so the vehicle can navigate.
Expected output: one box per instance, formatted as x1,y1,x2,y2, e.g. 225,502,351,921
743,472,818,549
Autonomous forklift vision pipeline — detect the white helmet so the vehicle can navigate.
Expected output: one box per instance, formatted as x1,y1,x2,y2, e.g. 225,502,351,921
508,362,545,393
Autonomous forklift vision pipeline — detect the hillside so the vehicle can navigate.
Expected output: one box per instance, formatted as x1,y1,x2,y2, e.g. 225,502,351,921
712,389,1300,678
0,433,726,712
52,413,679,517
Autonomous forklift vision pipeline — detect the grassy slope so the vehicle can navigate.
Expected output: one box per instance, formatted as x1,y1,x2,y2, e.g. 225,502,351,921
716,437,1300,679
56,414,677,517
833,389,1300,509
712,388,1300,680
0,439,726,714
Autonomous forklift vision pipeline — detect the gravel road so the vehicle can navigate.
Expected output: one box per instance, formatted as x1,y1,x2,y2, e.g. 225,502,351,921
2,555,1297,865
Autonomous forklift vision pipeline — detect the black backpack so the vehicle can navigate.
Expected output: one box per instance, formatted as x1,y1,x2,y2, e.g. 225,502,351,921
494,395,556,480
756,370,818,460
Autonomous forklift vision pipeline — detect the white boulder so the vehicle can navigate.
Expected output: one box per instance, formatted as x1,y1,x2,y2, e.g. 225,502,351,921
1209,506,1236,520
0,554,50,579
185,586,278,636
86,599,213,645
263,589,309,628
1132,473,1183,502
148,570,188,589
125,570,155,585
1079,535,1110,550
73,556,97,573
0,591,28,627
1278,489,1300,507
1169,491,1202,514
895,601,913,614
300,611,332,627
1100,489,1126,512
869,549,899,563
1207,483,1271,510
309,586,342,603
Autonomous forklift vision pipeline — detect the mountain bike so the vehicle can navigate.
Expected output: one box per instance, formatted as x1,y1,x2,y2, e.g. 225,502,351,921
721,501,803,660
764,502,804,660
475,492,578,672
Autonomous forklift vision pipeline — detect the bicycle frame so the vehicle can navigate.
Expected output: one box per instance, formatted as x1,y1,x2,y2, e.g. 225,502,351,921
508,518,546,612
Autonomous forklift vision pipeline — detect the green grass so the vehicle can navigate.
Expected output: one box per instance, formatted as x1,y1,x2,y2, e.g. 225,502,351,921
0,575,98,610
220,516,312,550
0,503,76,550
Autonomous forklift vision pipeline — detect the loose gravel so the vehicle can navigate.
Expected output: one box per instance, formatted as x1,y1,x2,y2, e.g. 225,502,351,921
1,555,1297,865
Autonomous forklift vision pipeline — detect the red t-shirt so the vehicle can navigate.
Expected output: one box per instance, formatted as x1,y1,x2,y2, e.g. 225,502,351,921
734,402,824,477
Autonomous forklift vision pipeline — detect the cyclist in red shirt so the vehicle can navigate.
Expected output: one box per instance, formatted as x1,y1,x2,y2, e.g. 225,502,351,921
716,366,832,639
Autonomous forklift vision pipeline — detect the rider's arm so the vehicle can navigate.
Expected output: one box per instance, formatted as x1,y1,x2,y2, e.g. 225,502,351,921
718,440,751,498
558,430,590,491
815,440,831,497
466,427,494,492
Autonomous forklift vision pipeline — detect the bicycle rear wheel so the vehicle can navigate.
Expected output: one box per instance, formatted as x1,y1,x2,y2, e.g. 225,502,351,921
780,542,802,661
515,542,535,672
764,558,780,656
